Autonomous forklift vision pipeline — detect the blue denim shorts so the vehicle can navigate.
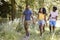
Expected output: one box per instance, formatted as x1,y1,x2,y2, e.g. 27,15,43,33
38,20,45,25
49,20,56,27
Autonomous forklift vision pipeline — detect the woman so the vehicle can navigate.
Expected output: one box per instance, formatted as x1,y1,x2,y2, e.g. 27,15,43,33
38,8,46,36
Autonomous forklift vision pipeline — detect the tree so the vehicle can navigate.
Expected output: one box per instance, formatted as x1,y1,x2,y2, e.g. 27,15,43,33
0,0,12,18
10,0,16,21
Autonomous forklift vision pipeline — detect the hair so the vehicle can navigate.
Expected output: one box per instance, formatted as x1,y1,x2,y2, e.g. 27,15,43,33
53,6,57,12
38,8,42,13
25,4,30,10
42,7,46,14
26,4,29,7
26,4,28,7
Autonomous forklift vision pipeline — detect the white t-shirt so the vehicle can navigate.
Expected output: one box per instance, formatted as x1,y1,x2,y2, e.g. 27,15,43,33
50,11,58,21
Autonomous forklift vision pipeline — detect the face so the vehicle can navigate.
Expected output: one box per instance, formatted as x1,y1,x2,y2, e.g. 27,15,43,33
39,8,42,13
26,5,30,9
41,8,43,12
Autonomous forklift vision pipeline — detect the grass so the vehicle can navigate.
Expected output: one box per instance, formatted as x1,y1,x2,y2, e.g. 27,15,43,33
0,19,60,40
19,27,60,40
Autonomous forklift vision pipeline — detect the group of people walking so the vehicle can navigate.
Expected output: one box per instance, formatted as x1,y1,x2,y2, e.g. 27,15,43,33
22,4,58,38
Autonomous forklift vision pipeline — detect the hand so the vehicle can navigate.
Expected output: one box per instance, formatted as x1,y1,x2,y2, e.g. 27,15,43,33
52,17,56,19
56,18,57,20
33,21,35,24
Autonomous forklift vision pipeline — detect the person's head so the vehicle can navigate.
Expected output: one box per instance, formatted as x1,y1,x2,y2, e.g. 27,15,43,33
26,4,30,10
53,6,57,12
42,7,46,14
38,8,42,13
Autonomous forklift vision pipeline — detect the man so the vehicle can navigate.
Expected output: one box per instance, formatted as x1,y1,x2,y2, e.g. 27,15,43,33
22,5,33,38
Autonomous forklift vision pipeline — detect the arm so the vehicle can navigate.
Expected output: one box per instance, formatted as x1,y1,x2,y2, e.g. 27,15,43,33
56,11,58,20
48,14,51,20
38,14,39,19
44,14,46,21
22,14,25,22
22,11,25,22
31,15,33,21
36,13,39,21
30,11,35,24
56,16,58,20
44,14,47,26
31,14,35,24
30,10,34,20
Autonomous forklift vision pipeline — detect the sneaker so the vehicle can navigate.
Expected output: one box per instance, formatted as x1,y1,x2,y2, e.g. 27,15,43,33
26,36,30,40
23,35,30,40
40,36,42,38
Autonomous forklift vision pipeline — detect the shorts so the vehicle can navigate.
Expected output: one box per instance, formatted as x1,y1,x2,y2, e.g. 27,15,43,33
49,20,56,27
24,20,31,27
38,20,45,26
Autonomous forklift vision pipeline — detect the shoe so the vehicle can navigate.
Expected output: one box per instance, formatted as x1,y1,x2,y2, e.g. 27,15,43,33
26,36,30,40
23,35,30,40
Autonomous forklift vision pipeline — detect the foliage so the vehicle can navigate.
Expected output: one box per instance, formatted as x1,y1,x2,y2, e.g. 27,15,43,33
0,0,12,18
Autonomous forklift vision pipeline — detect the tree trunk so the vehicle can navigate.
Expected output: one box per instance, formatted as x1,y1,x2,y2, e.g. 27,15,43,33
10,0,16,21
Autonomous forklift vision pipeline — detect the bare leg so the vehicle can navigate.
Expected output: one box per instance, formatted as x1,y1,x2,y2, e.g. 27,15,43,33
53,26,55,32
43,24,45,32
39,24,43,36
39,25,42,36
49,25,52,33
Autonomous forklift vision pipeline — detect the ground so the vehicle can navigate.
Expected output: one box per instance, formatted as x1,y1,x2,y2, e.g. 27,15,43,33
0,18,60,40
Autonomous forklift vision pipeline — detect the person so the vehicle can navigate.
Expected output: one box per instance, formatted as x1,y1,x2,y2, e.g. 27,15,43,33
48,6,58,33
22,5,33,38
38,8,46,36
42,7,47,32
